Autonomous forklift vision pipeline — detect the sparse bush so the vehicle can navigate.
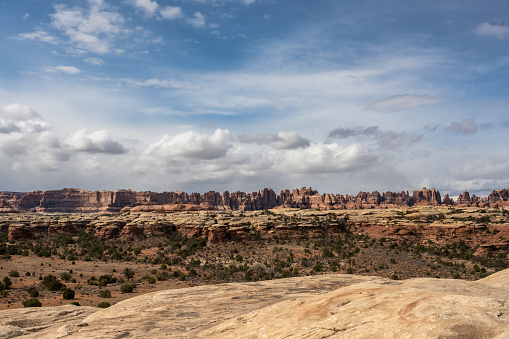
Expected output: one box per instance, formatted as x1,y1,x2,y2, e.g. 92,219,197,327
62,288,75,300
99,289,112,298
8,270,19,277
97,301,111,308
42,274,65,291
123,268,135,281
22,298,42,307
60,272,71,282
120,283,136,293
27,287,39,298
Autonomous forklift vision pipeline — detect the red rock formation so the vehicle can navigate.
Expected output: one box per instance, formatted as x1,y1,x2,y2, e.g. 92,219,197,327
2,186,509,213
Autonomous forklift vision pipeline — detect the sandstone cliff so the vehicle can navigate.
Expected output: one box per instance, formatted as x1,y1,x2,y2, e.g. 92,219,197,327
1,186,509,213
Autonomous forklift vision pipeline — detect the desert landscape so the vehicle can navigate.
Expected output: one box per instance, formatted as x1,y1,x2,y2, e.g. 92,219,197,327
0,187,508,337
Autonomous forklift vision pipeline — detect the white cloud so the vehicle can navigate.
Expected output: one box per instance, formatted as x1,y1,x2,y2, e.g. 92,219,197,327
280,143,377,174
120,78,192,88
130,0,159,16
84,57,105,65
145,129,231,160
370,94,446,112
0,103,41,121
448,118,477,135
238,131,310,150
45,66,81,74
328,126,422,151
160,6,183,20
16,31,59,44
187,12,206,28
475,22,509,39
65,129,127,154
241,0,256,4
50,1,126,54
451,157,509,181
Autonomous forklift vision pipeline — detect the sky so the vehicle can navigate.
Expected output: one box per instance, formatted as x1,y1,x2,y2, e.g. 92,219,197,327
1,0,509,197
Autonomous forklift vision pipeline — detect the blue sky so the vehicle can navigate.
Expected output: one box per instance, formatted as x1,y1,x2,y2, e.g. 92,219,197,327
1,0,509,197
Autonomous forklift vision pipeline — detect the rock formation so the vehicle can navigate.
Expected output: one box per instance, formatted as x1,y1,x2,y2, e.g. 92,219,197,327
1,269,509,338
1,186,509,213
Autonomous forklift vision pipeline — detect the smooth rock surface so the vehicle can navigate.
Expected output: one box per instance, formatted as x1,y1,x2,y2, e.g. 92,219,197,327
2,270,509,338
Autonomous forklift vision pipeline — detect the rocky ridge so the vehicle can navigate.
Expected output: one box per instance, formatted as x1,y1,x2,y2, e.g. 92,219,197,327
2,207,509,254
1,269,509,338
1,187,509,214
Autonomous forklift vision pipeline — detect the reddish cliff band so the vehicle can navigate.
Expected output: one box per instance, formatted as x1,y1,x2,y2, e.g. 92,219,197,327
1,187,509,213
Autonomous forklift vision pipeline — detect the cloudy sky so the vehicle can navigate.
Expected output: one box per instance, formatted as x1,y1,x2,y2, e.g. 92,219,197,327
1,0,509,197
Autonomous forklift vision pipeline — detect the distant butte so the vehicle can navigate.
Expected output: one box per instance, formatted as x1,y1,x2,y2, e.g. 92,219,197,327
0,186,509,214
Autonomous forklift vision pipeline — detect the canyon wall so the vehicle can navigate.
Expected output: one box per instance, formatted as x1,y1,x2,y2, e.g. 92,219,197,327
1,187,509,213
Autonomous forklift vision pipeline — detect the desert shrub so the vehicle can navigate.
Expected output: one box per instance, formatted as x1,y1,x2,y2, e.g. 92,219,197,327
98,274,116,287
60,272,72,282
22,298,42,307
0,276,12,290
120,283,136,293
123,268,135,280
97,302,111,308
98,289,112,298
87,276,98,286
42,274,65,291
62,288,75,300
8,270,19,277
27,287,39,298
147,276,156,284
71,301,80,306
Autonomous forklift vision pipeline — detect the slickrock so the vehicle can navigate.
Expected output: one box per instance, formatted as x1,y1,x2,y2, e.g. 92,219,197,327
1,269,509,338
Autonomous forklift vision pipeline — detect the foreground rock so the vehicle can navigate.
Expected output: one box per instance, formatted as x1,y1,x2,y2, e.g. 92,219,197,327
1,269,509,338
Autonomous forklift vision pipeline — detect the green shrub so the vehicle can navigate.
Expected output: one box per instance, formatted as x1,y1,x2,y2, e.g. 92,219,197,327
97,301,111,308
60,272,72,282
99,289,112,298
123,268,135,280
1,276,12,290
22,298,42,307
42,275,65,291
27,287,39,298
8,270,19,277
62,288,75,300
71,301,81,306
120,283,136,293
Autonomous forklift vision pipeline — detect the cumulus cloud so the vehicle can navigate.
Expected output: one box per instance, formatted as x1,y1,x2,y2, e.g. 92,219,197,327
0,104,67,167
146,129,231,160
370,94,446,112
45,66,81,74
238,131,310,150
280,143,377,174
328,125,422,151
160,6,183,20
187,12,205,28
129,0,159,16
65,129,127,154
448,118,477,135
475,22,509,39
0,103,41,121
49,0,126,54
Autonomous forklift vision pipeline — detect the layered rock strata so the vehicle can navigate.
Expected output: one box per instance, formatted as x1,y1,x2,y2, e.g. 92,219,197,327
2,187,509,213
